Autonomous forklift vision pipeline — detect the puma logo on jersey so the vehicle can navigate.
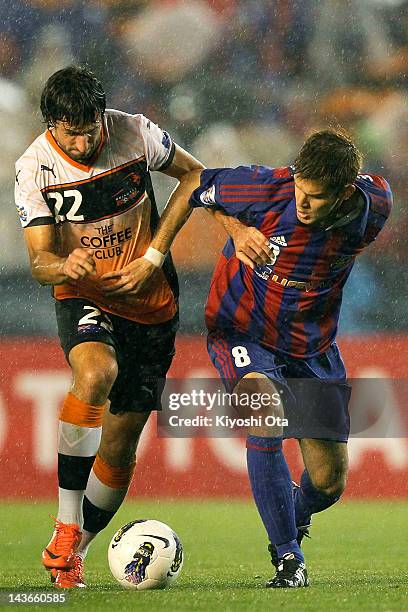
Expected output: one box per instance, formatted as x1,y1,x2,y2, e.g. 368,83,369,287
41,163,56,178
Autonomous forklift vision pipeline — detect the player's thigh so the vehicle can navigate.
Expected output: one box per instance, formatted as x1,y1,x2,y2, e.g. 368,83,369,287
286,342,351,441
208,329,286,390
56,298,119,397
299,438,348,494
208,330,287,436
109,314,178,414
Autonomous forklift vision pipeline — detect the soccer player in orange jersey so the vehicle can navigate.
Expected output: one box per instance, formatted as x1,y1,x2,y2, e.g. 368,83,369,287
15,66,271,588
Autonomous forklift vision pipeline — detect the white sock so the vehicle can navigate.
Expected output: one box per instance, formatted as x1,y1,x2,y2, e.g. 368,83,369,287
77,530,97,559
57,421,102,528
57,488,84,526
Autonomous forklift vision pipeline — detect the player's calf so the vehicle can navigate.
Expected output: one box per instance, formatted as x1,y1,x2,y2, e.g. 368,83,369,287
298,439,348,519
268,481,311,569
307,469,347,499
78,411,150,557
238,374,303,572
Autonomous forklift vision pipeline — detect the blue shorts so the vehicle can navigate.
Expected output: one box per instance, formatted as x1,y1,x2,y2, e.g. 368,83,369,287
207,329,351,442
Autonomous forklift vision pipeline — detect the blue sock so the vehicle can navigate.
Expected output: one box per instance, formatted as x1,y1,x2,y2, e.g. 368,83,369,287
294,470,341,527
246,435,304,563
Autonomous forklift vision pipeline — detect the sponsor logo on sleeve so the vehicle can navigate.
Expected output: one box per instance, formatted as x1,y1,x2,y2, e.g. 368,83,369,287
161,131,171,151
199,185,216,206
16,204,28,223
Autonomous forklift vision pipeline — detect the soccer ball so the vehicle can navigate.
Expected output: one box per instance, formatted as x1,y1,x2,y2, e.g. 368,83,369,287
108,519,183,590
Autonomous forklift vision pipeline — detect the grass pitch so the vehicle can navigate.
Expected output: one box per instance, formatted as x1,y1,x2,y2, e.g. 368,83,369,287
0,499,407,611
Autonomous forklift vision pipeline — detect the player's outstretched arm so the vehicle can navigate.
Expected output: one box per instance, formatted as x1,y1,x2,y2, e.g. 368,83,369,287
161,144,205,181
159,149,272,267
151,155,272,268
161,148,272,268
149,167,203,254
102,159,274,296
147,144,206,253
24,225,96,285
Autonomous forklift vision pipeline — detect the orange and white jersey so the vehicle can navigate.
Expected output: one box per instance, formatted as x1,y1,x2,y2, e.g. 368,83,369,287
15,110,178,324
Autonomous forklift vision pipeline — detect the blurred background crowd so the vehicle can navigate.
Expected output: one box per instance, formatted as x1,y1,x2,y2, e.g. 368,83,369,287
0,0,406,336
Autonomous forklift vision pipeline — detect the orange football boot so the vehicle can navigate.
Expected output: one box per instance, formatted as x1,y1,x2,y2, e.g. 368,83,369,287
42,518,82,570
51,555,86,589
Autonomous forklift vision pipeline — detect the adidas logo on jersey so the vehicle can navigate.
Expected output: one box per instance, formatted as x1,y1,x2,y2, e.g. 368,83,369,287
270,235,287,246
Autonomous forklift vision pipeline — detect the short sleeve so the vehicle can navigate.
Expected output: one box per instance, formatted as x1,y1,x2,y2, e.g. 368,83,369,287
356,174,392,249
189,165,273,217
139,115,175,172
14,162,54,228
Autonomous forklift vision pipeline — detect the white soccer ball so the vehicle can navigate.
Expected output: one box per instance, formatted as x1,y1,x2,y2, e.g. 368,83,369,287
108,519,183,590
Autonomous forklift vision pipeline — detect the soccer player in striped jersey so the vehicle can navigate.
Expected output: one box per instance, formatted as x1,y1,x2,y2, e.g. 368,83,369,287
137,129,392,588
15,66,270,589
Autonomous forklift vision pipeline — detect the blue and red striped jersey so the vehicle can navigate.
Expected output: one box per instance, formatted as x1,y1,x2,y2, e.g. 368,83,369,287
189,165,392,358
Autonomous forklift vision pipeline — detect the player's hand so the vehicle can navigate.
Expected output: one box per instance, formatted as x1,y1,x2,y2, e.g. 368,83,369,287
101,257,157,296
230,226,272,270
62,248,96,281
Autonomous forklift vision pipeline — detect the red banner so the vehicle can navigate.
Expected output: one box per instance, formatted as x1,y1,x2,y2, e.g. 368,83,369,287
0,336,407,499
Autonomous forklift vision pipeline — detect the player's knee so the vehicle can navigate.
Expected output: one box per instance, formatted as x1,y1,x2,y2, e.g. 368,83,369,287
311,470,347,498
235,373,284,437
76,360,118,403
234,372,284,419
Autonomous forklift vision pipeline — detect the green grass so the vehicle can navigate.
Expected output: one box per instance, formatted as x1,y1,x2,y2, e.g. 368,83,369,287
0,500,407,611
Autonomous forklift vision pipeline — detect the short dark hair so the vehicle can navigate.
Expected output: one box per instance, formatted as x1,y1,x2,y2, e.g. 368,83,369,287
293,129,362,193
40,66,106,128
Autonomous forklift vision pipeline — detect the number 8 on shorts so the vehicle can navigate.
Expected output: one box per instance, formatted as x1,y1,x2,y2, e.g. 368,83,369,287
232,346,251,367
